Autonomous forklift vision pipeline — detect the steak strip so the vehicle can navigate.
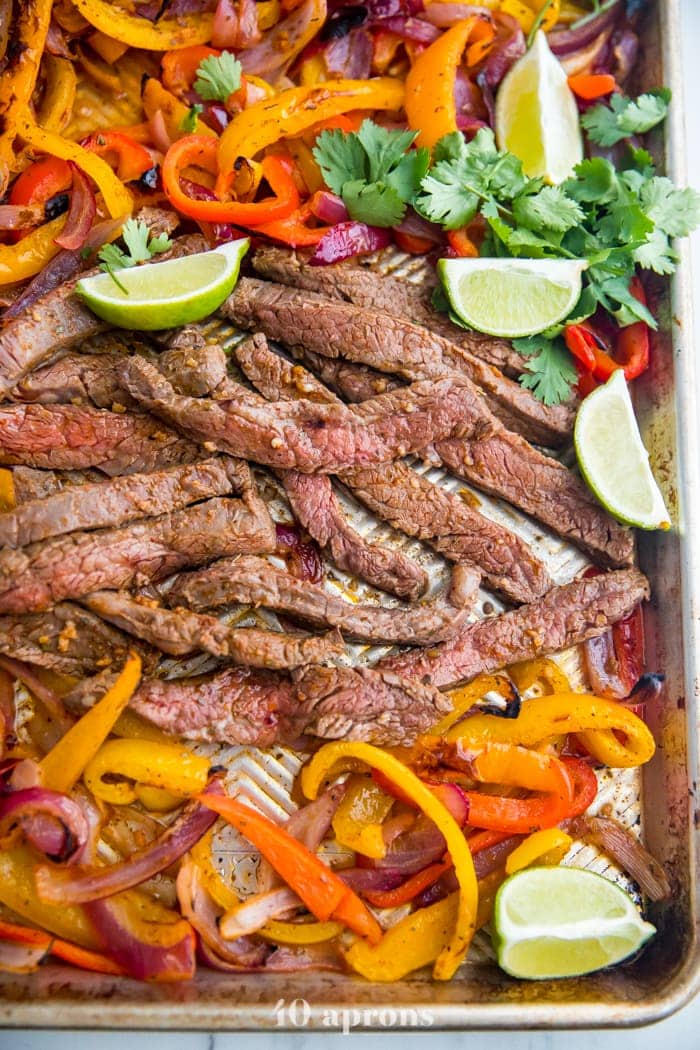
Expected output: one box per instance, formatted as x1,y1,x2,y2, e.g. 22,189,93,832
0,233,206,402
166,554,475,646
253,246,525,376
0,457,242,548
0,491,276,614
380,567,649,688
236,335,552,603
225,277,574,447
84,591,344,670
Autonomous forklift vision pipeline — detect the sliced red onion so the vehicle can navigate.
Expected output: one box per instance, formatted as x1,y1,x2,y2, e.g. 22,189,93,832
239,0,327,77
258,783,346,892
202,101,230,134
0,203,46,230
0,656,73,736
177,859,269,967
559,28,613,78
85,895,196,982
324,27,373,79
0,786,89,863
472,834,522,878
608,27,639,83
338,866,404,894
45,19,73,59
395,207,443,245
370,813,446,874
4,758,41,792
212,0,239,49
0,933,52,974
454,67,487,120
237,0,263,49
54,162,96,251
359,0,425,18
198,936,342,972
220,886,300,939
310,191,349,225
421,4,492,29
375,15,440,43
479,12,525,89
35,781,222,904
178,176,238,245
310,221,392,266
0,667,14,754
148,109,173,155
428,782,470,826
275,523,324,583
569,815,671,901
548,1,622,56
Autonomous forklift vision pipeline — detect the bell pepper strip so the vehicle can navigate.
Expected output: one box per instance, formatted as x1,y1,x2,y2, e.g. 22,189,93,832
500,0,561,33
9,156,73,209
162,45,219,99
0,217,67,285
259,918,344,944
285,138,324,194
142,78,216,141
39,653,142,793
51,938,127,976
189,829,239,910
134,785,184,812
433,673,516,736
217,78,405,171
364,859,453,909
562,756,598,817
443,693,655,767
0,0,53,189
0,847,99,949
81,131,154,183
405,19,479,151
83,738,210,805
112,709,174,744
447,228,480,258
394,230,435,255
0,469,15,512
162,135,300,225
37,56,77,134
565,281,650,383
568,73,618,99
301,741,478,981
71,0,214,50
16,116,134,219
197,793,382,944
331,775,394,860
507,657,571,697
253,201,331,246
0,918,52,973
505,828,574,875
88,30,130,66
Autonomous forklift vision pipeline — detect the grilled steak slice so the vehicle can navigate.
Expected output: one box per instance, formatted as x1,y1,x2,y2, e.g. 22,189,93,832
152,326,228,397
380,568,649,688
0,403,200,475
0,457,241,548
0,602,151,676
166,554,473,646
291,347,402,402
13,352,143,410
237,335,551,603
121,356,492,473
10,467,66,503
0,234,206,402
0,493,276,613
253,246,525,376
84,591,344,669
225,278,574,447
282,471,428,601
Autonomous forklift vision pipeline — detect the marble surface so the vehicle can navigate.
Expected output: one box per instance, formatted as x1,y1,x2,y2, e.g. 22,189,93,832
6,1,700,1046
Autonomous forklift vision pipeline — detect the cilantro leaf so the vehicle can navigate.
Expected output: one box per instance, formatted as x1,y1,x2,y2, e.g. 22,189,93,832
356,122,417,184
513,334,578,406
180,103,204,133
313,129,366,196
97,242,130,272
97,220,172,288
121,218,153,264
512,186,584,232
194,52,241,102
342,180,405,227
148,231,173,255
582,89,670,146
640,177,700,237
385,147,430,203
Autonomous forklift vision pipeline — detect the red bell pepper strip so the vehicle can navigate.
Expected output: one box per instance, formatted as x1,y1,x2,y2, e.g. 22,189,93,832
568,73,618,100
564,278,650,384
394,230,435,255
81,131,154,183
9,156,72,206
198,793,382,943
562,757,599,818
365,859,452,909
162,135,299,226
447,227,479,258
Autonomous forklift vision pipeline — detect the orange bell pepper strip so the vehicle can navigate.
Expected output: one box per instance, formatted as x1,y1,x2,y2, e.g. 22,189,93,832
364,859,453,909
0,468,16,511
217,78,405,172
197,793,382,944
568,73,618,100
162,45,219,98
394,230,435,255
162,135,300,226
447,227,479,258
81,131,154,183
0,920,126,976
142,77,216,142
405,18,479,150
254,196,332,246
71,0,214,50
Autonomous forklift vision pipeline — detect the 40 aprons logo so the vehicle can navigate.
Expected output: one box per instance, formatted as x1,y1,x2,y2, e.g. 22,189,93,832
273,997,434,1033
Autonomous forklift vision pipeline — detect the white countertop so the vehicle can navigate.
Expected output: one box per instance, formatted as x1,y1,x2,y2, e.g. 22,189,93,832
7,1,700,1046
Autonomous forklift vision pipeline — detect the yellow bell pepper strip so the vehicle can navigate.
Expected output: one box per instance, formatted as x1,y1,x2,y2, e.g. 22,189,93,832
217,78,405,172
38,57,77,134
0,217,66,286
70,0,214,50
112,708,174,744
189,829,239,910
0,469,15,512
83,738,210,805
259,918,344,944
134,785,185,812
16,115,134,219
505,828,573,874
197,793,382,944
0,0,53,190
301,741,478,981
162,135,300,225
445,693,656,767
142,78,216,142
405,18,480,151
257,0,282,29
432,673,516,736
39,653,142,793
507,657,571,696
331,774,394,860
419,739,575,833
500,0,561,34
87,30,130,66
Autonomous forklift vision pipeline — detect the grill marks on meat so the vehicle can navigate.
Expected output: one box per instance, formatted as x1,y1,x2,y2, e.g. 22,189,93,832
84,591,344,669
0,492,276,614
0,234,206,402
0,457,242,548
380,567,650,688
121,356,491,474
226,277,574,447
253,246,524,376
0,403,201,475
166,554,473,646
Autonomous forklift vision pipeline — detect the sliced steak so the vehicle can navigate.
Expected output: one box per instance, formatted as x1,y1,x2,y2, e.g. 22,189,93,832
380,568,649,688
0,403,200,475
84,591,344,669
13,352,143,410
0,602,151,676
152,326,228,397
225,278,574,447
290,347,402,402
0,493,276,613
0,457,241,548
121,356,492,473
236,335,551,603
166,554,473,646
253,246,525,376
0,234,206,402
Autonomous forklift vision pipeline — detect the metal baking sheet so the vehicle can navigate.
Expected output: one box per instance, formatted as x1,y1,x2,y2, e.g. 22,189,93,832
0,0,698,1029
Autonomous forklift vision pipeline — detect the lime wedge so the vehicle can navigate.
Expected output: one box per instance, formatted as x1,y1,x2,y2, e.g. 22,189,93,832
438,257,586,338
492,866,656,980
575,369,671,530
495,30,583,184
75,238,249,330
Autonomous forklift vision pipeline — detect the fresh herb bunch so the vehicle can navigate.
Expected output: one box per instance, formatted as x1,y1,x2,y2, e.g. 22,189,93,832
97,219,172,293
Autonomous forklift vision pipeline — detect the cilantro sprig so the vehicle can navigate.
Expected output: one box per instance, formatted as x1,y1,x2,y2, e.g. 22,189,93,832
194,52,241,102
581,88,671,147
180,103,204,133
313,120,430,227
97,219,173,293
